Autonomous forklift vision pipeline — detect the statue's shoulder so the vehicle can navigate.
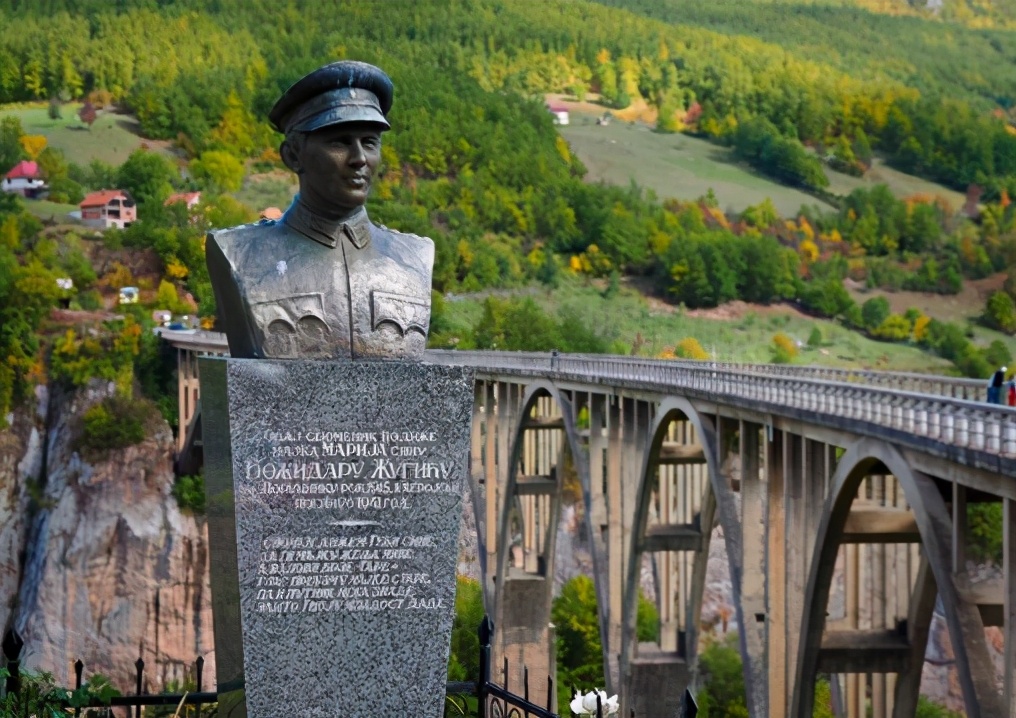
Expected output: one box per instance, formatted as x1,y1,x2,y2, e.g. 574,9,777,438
207,219,287,253
371,221,434,258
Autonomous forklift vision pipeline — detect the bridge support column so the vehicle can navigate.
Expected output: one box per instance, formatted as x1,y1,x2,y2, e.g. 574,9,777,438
586,393,612,691
1006,497,1016,717
605,397,624,690
766,429,786,718
176,347,200,452
739,421,767,714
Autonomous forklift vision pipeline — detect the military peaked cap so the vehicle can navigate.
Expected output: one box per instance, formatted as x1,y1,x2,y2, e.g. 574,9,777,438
269,60,394,134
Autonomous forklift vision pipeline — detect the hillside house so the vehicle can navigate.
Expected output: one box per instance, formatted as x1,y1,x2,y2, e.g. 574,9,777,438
547,104,570,125
1,160,46,198
80,190,137,229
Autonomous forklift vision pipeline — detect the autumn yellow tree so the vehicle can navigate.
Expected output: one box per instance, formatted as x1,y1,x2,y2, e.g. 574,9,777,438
18,134,46,160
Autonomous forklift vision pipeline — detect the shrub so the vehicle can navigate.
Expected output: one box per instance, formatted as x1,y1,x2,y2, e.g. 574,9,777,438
674,337,709,360
916,696,965,718
173,474,206,514
861,296,891,331
967,502,1003,564
78,395,148,452
870,315,912,342
448,576,485,682
806,327,823,348
771,332,798,364
983,291,1016,333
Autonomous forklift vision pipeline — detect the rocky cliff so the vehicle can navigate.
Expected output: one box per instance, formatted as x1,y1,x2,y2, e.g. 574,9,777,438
2,380,214,693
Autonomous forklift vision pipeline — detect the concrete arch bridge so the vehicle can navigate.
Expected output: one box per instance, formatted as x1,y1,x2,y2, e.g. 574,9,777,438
162,332,1016,718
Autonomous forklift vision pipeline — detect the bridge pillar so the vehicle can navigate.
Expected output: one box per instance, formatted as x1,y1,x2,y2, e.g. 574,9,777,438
622,402,717,718
605,396,624,690
585,392,612,690
766,428,787,717
739,420,767,713
494,387,572,712
1006,497,1016,717
176,347,200,452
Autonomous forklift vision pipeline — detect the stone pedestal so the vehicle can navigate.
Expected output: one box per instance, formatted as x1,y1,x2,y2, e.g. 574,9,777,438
200,358,474,718
627,648,689,718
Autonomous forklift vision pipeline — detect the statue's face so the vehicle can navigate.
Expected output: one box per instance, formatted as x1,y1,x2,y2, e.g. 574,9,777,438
284,122,383,217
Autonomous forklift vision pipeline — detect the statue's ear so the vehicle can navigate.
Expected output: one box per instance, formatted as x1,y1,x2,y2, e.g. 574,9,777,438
280,140,301,173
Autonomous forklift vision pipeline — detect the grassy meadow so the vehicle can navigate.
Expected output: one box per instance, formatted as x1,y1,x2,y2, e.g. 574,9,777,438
555,98,969,215
0,103,178,167
443,276,956,372
559,111,830,216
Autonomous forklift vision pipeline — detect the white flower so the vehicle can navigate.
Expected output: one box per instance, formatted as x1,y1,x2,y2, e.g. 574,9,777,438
570,689,619,716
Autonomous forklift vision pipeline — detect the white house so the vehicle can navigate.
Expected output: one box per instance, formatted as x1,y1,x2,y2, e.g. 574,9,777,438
547,104,570,126
2,161,46,198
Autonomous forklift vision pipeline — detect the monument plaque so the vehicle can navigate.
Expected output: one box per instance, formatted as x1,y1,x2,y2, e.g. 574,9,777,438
201,357,473,718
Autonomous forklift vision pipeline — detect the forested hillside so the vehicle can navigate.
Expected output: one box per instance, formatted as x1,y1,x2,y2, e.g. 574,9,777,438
1,0,1016,426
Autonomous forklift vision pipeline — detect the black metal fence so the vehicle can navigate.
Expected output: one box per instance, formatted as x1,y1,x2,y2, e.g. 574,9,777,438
2,618,698,718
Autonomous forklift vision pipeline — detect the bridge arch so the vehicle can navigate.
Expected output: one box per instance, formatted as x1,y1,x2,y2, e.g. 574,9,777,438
492,380,588,710
619,396,743,718
792,438,1003,718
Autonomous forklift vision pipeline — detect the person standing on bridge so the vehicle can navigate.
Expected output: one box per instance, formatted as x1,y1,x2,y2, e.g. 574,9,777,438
988,365,1007,404
1008,378,1016,407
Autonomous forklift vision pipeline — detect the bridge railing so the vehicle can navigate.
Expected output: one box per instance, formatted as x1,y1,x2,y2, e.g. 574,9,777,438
426,350,987,401
158,331,987,401
427,350,1016,463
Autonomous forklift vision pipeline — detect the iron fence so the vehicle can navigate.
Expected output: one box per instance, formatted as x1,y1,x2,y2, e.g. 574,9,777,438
3,618,698,718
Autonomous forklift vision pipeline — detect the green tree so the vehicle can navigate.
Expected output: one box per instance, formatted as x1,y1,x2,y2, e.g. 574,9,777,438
984,291,1016,333
552,575,603,695
0,115,25,173
190,150,245,193
697,633,749,717
116,149,177,206
447,576,485,682
861,296,891,331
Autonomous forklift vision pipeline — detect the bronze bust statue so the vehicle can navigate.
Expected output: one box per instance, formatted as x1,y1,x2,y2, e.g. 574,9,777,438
206,61,433,359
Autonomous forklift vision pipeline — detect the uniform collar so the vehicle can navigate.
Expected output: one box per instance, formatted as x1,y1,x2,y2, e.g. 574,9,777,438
283,197,371,250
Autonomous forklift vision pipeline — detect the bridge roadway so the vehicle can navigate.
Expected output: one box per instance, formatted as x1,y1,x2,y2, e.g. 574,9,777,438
162,330,1016,718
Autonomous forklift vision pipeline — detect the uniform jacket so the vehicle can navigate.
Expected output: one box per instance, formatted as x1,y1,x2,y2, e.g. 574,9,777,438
206,200,433,360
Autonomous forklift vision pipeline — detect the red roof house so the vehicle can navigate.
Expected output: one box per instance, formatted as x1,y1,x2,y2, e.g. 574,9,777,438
2,160,46,198
546,104,570,125
80,190,137,229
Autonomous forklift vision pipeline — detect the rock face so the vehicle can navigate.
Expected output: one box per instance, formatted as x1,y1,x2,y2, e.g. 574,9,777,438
0,388,44,635
5,381,214,693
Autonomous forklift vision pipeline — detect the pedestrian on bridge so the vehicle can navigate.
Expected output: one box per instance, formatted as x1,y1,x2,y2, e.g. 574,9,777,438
1008,378,1016,407
988,365,1007,404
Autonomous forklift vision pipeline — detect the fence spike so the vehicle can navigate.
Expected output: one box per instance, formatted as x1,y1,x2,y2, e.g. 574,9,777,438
547,675,553,712
134,657,144,718
73,659,84,718
596,691,602,718
523,665,529,702
478,614,494,646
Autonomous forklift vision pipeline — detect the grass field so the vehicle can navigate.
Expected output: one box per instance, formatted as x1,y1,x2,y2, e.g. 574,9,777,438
559,111,830,216
823,158,968,210
443,276,956,373
0,103,178,167
22,199,79,222
553,97,968,215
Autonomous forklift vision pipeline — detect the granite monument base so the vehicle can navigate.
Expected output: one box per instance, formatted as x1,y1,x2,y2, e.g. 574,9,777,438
200,358,474,718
